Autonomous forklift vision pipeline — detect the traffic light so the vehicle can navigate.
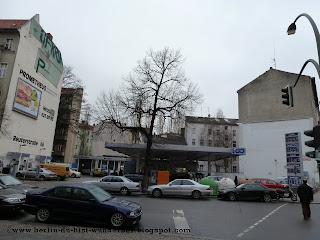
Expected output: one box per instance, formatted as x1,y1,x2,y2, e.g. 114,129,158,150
304,125,320,158
281,85,294,107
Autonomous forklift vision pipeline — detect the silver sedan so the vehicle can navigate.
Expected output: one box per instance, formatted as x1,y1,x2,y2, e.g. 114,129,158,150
147,179,211,199
16,168,57,181
83,176,141,196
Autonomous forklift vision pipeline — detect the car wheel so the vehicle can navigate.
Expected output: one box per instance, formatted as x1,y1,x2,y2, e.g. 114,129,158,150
39,175,45,181
263,194,271,203
192,190,201,199
228,192,236,201
152,188,162,198
120,187,129,196
36,208,50,223
110,212,126,228
291,194,297,201
16,172,22,178
71,173,76,178
56,175,61,181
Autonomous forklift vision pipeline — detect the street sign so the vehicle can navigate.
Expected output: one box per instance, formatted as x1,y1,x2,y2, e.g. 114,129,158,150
285,132,304,188
232,148,246,155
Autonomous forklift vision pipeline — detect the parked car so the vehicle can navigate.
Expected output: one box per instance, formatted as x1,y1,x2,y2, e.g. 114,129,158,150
0,183,26,212
0,174,38,193
251,178,296,196
83,176,140,196
124,174,143,182
147,179,211,199
217,183,279,202
276,177,288,185
69,169,82,178
91,168,108,177
40,164,70,181
23,183,142,228
16,168,58,181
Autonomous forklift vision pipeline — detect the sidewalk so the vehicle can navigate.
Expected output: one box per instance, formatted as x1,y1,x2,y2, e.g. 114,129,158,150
279,188,320,204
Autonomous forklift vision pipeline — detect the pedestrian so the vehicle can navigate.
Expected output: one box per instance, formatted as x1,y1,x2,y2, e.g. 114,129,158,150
234,175,238,186
297,179,314,220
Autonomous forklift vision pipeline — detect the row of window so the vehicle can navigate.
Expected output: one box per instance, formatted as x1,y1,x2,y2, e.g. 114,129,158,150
192,127,236,136
192,139,237,147
0,39,13,78
199,164,237,173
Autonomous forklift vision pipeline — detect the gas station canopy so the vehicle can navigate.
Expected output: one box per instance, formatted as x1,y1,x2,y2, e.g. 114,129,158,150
105,142,245,161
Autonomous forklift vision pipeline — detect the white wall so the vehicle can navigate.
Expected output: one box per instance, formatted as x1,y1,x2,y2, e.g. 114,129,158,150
238,118,319,184
0,16,63,171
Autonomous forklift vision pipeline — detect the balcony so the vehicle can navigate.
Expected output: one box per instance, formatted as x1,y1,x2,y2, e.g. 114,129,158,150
52,151,65,156
55,134,68,140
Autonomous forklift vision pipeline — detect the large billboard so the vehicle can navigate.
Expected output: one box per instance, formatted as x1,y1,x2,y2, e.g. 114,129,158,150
12,78,42,119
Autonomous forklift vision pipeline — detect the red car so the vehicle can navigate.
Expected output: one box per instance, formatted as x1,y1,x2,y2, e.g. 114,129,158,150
251,178,288,189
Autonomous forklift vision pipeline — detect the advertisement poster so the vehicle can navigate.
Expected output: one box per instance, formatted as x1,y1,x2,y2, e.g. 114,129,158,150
12,78,42,118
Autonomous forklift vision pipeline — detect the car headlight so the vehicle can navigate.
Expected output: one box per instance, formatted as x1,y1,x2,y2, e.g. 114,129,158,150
130,211,135,216
3,198,22,203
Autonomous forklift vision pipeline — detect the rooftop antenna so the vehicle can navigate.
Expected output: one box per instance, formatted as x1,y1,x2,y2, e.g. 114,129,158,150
271,41,277,69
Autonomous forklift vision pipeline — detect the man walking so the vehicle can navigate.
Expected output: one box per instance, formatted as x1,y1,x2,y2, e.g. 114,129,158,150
297,179,314,220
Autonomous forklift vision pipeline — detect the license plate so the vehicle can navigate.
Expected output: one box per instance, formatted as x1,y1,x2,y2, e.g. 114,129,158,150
284,193,289,197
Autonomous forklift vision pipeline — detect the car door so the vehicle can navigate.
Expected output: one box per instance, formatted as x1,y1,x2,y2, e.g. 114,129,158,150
238,184,255,200
70,187,102,220
97,176,113,191
163,179,182,195
25,168,36,178
45,187,74,217
181,180,195,195
266,179,278,189
111,177,124,192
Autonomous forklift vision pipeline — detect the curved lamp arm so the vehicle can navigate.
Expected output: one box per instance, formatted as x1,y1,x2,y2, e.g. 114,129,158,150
288,13,320,64
293,59,320,87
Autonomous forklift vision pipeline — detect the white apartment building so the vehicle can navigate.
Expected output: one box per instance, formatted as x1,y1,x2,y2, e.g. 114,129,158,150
0,15,63,175
184,116,239,175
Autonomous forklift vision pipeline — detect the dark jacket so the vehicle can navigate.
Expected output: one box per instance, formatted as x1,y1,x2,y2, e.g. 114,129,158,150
297,183,313,204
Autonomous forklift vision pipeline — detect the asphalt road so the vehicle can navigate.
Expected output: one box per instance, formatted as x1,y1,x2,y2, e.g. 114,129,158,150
1,176,320,240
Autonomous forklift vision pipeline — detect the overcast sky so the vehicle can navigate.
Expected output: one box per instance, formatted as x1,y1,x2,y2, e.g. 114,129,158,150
3,1,320,119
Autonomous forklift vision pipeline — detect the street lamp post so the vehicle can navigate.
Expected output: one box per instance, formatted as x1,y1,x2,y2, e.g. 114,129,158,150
287,14,320,87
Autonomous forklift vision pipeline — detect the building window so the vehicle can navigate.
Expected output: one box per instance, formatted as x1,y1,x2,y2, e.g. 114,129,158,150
192,128,196,134
216,166,220,172
233,130,236,136
0,63,8,78
233,141,236,147
208,128,212,135
208,140,212,147
217,130,220,135
199,164,203,171
225,126,228,130
232,166,237,173
5,39,13,50
58,143,63,151
200,139,204,146
192,139,196,145
225,135,229,141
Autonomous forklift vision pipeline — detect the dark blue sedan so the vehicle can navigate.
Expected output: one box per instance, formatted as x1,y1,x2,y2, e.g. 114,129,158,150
23,183,142,228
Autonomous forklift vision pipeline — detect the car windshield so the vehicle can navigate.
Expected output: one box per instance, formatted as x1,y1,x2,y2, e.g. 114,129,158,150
236,184,246,189
89,186,112,202
0,175,22,186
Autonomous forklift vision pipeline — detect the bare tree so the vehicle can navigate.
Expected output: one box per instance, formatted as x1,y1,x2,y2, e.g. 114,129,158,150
56,65,89,135
0,101,11,138
92,47,202,191
215,108,225,118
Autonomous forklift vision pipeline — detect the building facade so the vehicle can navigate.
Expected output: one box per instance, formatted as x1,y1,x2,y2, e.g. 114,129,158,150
184,116,239,175
52,88,83,164
0,15,63,174
237,68,320,185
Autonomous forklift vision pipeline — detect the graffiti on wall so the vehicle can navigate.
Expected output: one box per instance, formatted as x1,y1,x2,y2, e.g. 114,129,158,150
29,18,63,88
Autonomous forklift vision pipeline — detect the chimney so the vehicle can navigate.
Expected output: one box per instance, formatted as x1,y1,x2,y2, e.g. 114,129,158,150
47,33,53,41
